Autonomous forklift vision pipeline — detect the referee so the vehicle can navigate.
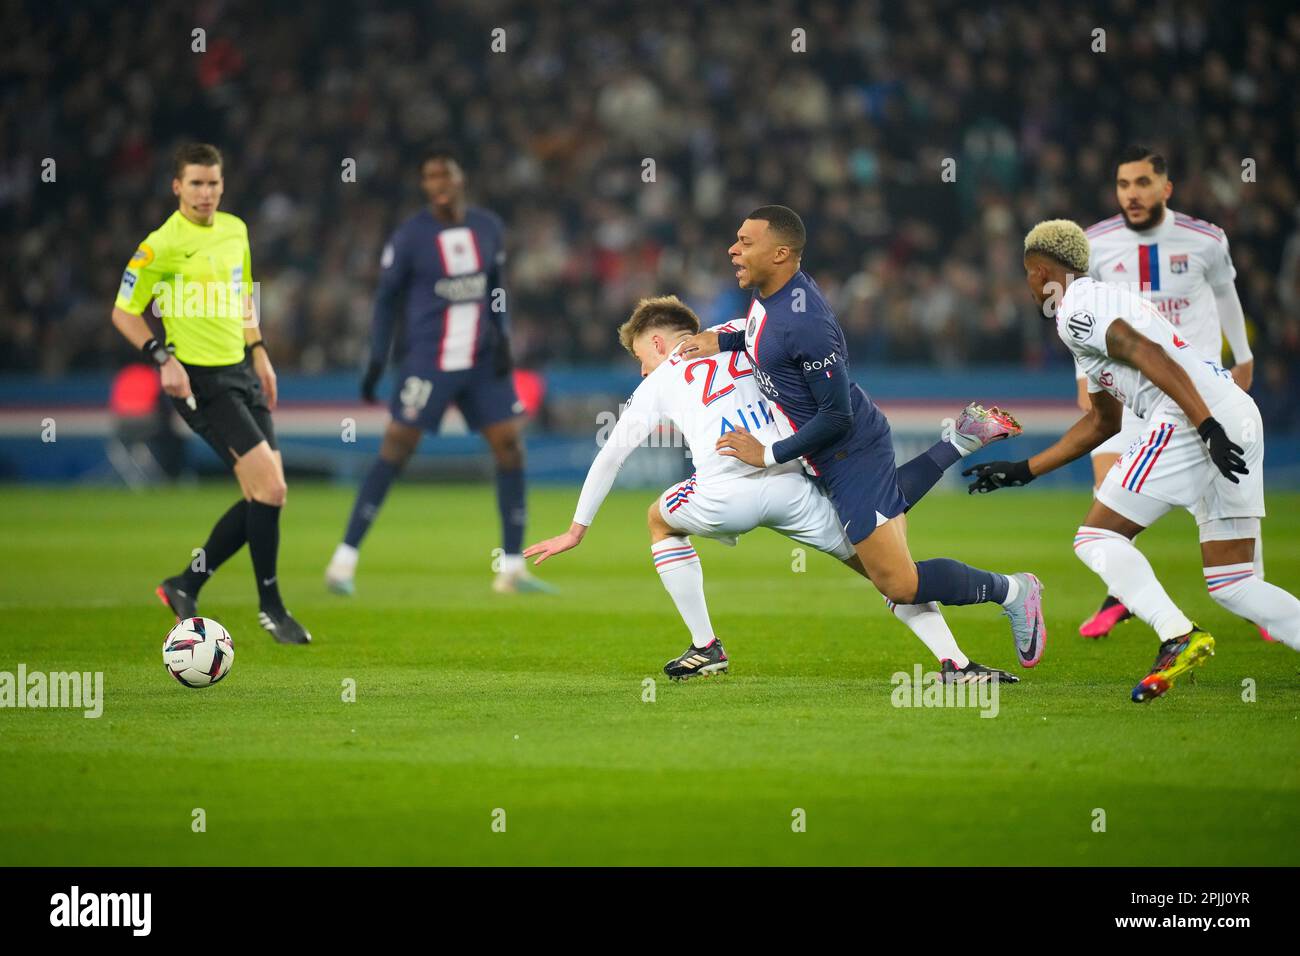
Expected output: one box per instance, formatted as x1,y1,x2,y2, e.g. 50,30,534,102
110,143,310,644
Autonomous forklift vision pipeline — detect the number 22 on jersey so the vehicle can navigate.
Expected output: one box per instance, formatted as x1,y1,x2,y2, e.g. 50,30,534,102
683,352,753,406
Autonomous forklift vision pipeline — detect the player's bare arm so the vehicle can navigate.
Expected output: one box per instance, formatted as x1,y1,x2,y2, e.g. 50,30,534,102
111,305,193,404
1105,317,1248,481
1029,389,1123,476
965,390,1122,492
1103,318,1213,425
523,522,588,565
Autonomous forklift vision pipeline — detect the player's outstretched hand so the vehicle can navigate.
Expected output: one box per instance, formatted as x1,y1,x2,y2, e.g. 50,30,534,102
1197,417,1248,483
523,524,587,565
360,361,384,404
716,428,768,467
963,459,1035,494
680,330,720,358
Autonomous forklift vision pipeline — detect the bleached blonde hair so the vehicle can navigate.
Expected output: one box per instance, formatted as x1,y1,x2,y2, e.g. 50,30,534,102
1023,219,1090,274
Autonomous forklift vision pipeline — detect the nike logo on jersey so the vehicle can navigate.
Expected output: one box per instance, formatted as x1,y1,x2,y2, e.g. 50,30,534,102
183,249,198,258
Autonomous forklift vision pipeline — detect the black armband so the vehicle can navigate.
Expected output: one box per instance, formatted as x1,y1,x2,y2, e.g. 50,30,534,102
246,339,267,355
140,338,173,367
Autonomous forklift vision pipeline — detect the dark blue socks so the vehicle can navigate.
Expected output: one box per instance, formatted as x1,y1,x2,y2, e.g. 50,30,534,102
496,467,526,554
915,557,1009,606
343,458,401,549
895,440,963,510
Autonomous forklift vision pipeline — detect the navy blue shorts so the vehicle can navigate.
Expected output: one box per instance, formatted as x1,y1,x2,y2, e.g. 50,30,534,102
388,361,523,433
815,420,907,546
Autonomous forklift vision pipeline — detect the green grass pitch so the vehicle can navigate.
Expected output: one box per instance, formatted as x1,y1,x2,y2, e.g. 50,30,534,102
1,483,1296,866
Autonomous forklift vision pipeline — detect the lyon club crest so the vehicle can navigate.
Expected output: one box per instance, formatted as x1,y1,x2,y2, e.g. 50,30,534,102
1170,254,1189,274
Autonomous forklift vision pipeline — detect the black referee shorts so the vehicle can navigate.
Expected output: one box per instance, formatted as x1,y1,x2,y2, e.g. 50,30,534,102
172,359,278,468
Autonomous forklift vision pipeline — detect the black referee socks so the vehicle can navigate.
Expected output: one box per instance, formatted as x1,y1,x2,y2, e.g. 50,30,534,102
180,499,249,594
246,500,285,614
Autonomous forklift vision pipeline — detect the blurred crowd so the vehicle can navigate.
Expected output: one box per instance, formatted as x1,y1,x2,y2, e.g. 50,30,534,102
3,0,1298,426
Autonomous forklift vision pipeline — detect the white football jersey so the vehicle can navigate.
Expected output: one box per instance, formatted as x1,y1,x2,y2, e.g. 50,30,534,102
574,322,794,525
1058,277,1239,422
1084,208,1236,361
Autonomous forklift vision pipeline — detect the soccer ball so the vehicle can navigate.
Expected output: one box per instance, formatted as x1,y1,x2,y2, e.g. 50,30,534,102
163,617,234,688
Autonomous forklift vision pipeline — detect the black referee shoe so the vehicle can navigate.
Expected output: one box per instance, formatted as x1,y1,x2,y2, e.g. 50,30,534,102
156,577,198,621
258,607,312,645
664,638,728,680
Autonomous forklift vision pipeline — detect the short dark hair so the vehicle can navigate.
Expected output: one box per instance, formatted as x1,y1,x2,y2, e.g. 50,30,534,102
747,205,806,255
173,143,222,178
421,145,462,170
1117,145,1167,176
618,295,701,355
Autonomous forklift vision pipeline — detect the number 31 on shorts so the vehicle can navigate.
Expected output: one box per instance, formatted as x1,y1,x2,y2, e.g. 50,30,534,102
400,376,432,410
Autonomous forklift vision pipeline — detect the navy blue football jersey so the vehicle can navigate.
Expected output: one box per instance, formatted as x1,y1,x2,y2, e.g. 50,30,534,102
736,270,887,472
370,206,508,371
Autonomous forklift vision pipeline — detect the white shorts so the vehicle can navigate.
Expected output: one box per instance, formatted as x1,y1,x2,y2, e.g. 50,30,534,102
658,466,854,561
1092,404,1144,457
1094,392,1266,530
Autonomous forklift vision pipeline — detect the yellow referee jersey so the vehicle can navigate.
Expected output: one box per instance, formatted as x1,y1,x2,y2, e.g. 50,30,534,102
115,210,253,366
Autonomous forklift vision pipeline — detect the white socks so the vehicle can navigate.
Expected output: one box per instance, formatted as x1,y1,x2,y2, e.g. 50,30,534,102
889,600,969,668
499,553,525,575
1072,527,1194,641
946,434,977,457
1001,574,1021,607
651,537,715,649
329,543,358,573
1205,564,1300,650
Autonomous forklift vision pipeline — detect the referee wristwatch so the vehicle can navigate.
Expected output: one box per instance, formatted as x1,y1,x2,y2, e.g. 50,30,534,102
140,338,174,367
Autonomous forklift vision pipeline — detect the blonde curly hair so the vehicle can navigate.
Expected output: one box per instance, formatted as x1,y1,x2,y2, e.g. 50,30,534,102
1023,219,1090,274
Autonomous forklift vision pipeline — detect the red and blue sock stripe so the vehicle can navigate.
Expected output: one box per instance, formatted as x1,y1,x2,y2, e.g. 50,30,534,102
1205,567,1254,592
652,544,698,571
1072,530,1114,549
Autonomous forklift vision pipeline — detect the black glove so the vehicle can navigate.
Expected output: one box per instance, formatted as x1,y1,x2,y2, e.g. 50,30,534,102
1198,417,1248,483
962,459,1035,494
360,360,384,403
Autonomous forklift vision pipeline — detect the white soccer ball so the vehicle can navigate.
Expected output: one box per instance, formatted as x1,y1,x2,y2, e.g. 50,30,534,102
163,617,234,688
